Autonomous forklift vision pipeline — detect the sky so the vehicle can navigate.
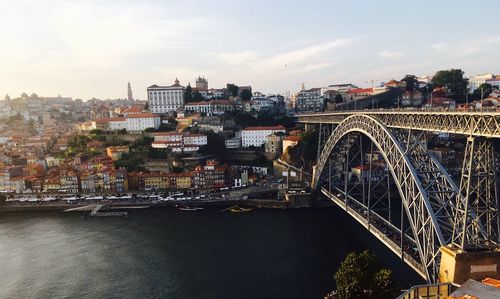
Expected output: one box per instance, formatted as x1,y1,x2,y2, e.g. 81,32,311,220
1,0,499,100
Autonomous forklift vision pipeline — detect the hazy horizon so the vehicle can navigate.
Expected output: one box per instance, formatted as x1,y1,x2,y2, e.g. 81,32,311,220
1,0,499,100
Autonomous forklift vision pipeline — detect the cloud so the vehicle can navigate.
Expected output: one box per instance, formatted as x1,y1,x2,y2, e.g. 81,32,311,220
215,38,352,71
263,38,352,67
378,50,403,59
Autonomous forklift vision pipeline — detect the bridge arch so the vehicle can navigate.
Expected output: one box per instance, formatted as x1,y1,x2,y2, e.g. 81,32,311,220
313,114,459,281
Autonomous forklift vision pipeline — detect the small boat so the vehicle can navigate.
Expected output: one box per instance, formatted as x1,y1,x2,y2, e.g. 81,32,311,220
176,205,204,212
229,206,252,213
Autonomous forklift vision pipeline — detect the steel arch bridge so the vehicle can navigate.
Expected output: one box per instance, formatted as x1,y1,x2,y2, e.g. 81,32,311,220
299,111,499,283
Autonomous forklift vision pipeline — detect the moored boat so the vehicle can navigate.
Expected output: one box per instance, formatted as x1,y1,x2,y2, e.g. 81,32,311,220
176,205,204,212
229,206,252,213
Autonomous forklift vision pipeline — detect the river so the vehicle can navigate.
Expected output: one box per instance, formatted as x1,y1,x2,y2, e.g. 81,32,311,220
0,207,423,298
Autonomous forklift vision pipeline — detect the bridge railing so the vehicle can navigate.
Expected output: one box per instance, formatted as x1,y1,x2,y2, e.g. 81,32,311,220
396,283,453,299
322,187,426,276
296,106,500,115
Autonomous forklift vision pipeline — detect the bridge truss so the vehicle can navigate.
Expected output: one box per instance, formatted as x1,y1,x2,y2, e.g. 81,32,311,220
299,110,500,138
309,114,499,282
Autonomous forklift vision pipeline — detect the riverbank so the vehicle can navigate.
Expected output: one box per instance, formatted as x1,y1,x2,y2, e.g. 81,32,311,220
0,198,303,213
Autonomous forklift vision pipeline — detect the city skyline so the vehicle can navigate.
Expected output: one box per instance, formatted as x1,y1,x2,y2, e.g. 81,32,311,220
1,0,500,100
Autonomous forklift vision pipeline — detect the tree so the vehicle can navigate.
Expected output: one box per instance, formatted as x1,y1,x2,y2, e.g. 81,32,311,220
471,83,494,101
334,250,398,299
184,84,193,103
226,83,239,97
432,69,468,102
240,89,252,101
192,91,204,102
401,74,418,92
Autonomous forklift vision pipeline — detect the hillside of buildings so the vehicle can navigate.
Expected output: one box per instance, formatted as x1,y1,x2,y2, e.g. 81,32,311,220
0,71,499,196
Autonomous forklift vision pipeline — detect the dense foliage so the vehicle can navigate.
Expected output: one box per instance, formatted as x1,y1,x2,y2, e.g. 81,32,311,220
114,136,155,171
223,111,295,129
471,83,494,101
334,250,398,299
184,85,193,102
240,89,252,101
400,74,418,92
432,69,468,102
199,132,226,155
226,83,239,97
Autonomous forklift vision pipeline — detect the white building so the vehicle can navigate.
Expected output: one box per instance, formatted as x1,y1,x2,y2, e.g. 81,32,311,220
92,113,160,132
185,101,212,115
151,132,207,152
207,88,225,99
469,73,494,92
245,97,274,112
184,100,233,115
152,132,183,142
199,124,224,133
211,100,233,115
92,117,126,131
225,137,241,150
295,88,323,112
147,78,185,114
125,113,161,132
183,134,208,145
241,125,286,148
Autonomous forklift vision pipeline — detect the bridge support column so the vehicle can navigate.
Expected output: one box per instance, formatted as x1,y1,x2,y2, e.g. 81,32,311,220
453,137,499,249
439,245,500,285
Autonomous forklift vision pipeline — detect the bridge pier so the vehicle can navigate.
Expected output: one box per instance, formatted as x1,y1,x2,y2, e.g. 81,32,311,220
453,137,499,249
439,245,500,285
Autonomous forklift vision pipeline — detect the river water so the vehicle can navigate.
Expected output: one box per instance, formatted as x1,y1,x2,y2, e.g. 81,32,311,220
0,207,423,298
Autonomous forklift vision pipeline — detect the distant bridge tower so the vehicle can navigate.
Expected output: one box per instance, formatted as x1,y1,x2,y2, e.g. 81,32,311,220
127,82,133,101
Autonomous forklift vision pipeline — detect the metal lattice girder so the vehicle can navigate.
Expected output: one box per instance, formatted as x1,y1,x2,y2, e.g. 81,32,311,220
313,115,460,282
317,124,333,161
297,110,500,138
452,137,499,249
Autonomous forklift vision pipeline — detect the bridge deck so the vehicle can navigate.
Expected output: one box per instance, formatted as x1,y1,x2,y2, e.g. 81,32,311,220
321,187,427,278
297,109,500,138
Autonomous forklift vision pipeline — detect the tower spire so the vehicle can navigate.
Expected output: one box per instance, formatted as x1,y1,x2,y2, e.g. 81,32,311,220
127,82,133,101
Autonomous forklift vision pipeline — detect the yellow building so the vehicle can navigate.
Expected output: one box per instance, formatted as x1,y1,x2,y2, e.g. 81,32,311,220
175,174,192,189
144,174,169,190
